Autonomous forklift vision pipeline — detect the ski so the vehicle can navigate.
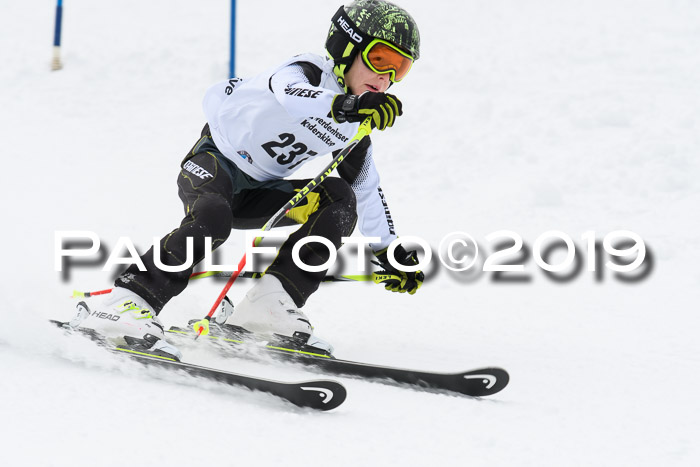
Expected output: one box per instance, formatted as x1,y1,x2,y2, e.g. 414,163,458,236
49,320,346,411
168,323,509,397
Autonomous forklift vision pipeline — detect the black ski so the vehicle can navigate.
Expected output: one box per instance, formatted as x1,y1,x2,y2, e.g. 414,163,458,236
49,320,346,411
168,323,509,397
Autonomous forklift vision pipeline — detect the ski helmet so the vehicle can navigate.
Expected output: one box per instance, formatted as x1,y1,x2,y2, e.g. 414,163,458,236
326,1,421,90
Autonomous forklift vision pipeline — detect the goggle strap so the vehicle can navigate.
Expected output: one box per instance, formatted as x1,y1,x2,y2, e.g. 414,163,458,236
330,6,371,48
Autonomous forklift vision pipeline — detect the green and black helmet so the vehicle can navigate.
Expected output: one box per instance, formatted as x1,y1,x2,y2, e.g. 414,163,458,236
326,1,421,90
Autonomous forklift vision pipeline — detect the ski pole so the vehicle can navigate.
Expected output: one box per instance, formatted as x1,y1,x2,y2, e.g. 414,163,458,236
192,117,374,338
71,272,373,299
189,270,372,282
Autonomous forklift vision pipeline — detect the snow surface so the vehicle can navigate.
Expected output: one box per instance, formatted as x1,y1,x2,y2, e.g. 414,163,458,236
2,0,700,465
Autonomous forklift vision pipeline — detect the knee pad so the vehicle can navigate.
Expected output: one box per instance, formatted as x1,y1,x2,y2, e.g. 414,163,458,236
322,177,357,211
186,195,233,243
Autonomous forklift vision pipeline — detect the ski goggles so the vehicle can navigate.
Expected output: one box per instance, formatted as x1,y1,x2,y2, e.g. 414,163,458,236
361,38,414,83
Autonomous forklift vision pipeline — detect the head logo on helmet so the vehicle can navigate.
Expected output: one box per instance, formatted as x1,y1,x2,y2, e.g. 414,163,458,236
336,15,364,44
326,0,421,91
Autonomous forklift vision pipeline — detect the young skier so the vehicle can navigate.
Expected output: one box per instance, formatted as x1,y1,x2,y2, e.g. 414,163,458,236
92,0,424,358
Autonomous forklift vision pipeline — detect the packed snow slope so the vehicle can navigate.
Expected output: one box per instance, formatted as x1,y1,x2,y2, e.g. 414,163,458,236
1,0,699,466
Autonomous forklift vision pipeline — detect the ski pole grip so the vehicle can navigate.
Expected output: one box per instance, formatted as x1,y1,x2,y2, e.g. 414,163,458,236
353,117,373,142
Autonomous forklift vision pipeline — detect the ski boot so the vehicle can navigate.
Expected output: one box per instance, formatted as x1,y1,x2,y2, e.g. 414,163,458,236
221,275,334,355
68,287,182,361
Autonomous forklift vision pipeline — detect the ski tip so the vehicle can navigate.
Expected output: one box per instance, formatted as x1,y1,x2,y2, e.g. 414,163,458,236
295,380,347,411
459,367,509,397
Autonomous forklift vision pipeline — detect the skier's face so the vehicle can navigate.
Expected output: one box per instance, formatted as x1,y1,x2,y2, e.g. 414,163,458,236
345,53,391,95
